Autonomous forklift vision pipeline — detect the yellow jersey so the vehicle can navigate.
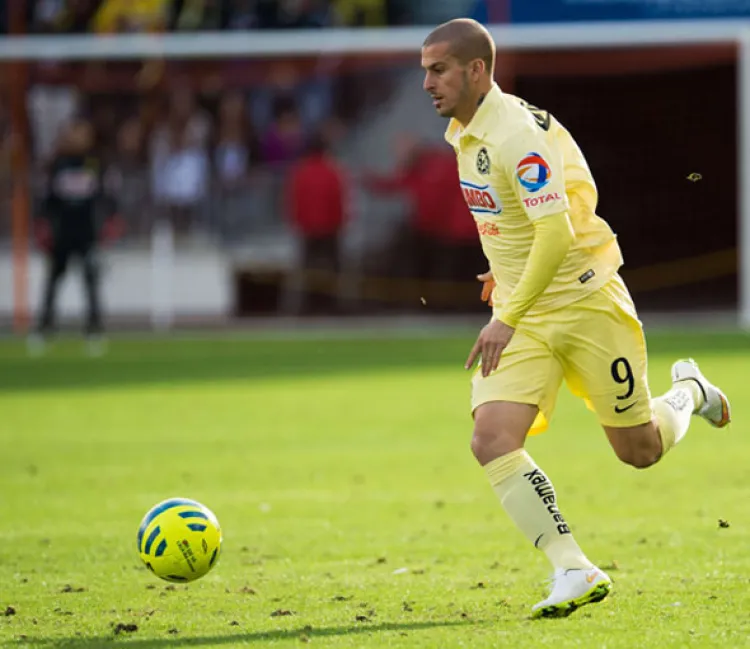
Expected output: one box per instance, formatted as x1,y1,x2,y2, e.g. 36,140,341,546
445,84,623,319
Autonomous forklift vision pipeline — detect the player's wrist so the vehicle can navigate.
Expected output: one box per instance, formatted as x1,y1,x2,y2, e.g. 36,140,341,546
495,310,519,328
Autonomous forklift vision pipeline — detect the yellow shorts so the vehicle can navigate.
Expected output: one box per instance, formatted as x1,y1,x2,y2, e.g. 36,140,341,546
471,273,653,434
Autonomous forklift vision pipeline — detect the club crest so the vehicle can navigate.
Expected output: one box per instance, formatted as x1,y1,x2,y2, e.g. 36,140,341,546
477,147,491,175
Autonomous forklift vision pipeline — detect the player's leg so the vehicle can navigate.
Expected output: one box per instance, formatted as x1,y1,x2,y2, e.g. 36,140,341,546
604,363,730,468
28,245,69,356
79,243,107,356
298,235,318,315
560,274,730,469
474,402,598,571
38,244,69,334
558,275,668,466
80,243,103,337
602,420,662,469
471,329,611,618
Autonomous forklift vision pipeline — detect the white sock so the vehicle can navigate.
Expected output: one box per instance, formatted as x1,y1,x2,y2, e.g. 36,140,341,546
486,449,593,571
652,383,698,454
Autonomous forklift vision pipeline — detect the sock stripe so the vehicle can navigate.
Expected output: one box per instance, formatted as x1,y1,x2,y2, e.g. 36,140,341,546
485,448,528,487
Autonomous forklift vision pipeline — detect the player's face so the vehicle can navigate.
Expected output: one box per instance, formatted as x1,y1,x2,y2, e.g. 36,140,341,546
422,43,470,119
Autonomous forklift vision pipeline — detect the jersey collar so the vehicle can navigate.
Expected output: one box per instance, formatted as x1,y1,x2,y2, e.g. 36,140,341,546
444,83,503,146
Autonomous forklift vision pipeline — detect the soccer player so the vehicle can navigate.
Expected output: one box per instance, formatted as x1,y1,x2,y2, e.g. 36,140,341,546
421,19,732,618
30,118,114,356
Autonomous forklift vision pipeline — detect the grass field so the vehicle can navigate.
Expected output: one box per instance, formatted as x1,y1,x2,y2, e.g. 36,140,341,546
1,328,749,648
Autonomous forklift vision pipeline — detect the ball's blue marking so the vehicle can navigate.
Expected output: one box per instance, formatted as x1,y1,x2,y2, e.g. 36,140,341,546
187,523,208,532
178,511,209,520
154,538,168,557
137,498,203,549
143,525,161,555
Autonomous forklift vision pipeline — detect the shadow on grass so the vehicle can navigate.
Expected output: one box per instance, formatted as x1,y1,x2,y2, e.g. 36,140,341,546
0,331,745,394
0,337,472,393
17,619,480,648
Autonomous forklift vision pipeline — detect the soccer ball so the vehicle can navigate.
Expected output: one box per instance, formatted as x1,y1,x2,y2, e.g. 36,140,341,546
137,498,222,583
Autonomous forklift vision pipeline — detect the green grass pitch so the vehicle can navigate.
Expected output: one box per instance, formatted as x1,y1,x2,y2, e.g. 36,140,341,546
1,329,749,648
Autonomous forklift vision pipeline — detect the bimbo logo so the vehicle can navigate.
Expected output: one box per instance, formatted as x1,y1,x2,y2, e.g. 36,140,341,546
516,152,551,193
460,180,502,215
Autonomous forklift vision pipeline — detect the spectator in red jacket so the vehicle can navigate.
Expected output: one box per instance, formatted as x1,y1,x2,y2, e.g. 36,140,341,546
364,135,460,309
286,132,346,314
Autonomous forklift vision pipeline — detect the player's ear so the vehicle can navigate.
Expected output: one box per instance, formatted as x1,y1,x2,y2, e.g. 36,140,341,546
470,58,485,80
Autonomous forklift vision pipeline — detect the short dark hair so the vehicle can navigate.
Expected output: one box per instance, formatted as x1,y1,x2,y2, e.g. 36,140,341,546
423,18,495,76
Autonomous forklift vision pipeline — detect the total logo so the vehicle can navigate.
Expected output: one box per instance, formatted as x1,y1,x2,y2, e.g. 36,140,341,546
460,180,502,215
516,152,551,193
523,192,563,208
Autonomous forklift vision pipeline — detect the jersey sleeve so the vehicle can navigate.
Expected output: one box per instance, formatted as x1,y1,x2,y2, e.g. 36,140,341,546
504,127,570,221
495,212,574,327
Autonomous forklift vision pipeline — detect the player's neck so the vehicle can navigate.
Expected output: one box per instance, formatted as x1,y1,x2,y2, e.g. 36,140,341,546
455,81,493,128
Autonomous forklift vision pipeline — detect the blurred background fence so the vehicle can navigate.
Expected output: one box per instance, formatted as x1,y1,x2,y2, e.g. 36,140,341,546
0,0,749,331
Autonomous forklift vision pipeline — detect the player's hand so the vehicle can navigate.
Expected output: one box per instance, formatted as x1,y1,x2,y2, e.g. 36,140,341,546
477,271,495,306
465,319,515,377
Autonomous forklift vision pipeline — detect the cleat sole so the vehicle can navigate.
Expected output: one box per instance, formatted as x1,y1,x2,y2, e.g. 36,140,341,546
532,580,612,620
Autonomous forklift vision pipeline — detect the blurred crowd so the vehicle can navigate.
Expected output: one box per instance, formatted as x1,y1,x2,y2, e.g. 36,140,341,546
0,0,491,316
19,0,414,33
18,74,352,239
1,1,497,34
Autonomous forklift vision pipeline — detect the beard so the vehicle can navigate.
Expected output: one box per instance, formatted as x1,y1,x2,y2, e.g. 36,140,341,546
438,103,454,118
444,72,471,119
432,71,471,119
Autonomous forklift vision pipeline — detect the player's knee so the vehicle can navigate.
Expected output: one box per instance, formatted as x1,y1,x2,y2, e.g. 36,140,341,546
470,429,501,464
614,444,660,469
606,422,662,469
471,430,517,465
471,406,527,465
